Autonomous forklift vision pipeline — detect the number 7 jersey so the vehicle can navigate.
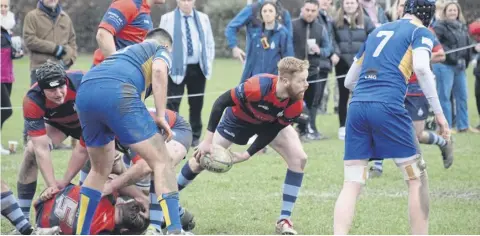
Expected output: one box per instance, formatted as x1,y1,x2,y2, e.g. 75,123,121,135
351,19,436,106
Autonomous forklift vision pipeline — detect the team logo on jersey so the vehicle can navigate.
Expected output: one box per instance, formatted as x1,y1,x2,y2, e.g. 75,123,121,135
277,111,284,117
418,108,424,117
364,69,378,80
421,37,433,50
258,104,269,110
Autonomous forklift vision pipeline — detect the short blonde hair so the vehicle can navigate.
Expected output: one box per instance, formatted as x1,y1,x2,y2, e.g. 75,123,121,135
277,57,309,79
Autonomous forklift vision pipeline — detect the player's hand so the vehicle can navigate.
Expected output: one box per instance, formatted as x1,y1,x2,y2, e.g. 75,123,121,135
135,195,150,219
230,151,251,164
193,140,212,163
155,116,173,142
232,47,246,64
39,186,59,201
435,114,451,141
331,54,340,66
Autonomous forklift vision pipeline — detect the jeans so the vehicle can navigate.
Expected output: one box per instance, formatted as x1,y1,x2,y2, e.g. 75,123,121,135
433,63,469,130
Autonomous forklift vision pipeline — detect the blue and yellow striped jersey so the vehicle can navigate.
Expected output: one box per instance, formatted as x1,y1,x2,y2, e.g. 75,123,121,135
351,19,436,106
83,40,172,100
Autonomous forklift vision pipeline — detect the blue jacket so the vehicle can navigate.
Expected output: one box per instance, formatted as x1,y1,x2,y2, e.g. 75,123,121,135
239,23,293,83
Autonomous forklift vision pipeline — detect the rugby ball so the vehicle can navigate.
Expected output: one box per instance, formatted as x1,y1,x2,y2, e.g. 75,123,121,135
199,144,233,173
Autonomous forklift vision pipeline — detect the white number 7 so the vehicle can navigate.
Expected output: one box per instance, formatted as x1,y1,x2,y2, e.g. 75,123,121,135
373,31,394,57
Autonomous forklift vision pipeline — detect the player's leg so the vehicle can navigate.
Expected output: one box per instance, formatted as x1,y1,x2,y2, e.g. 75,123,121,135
17,123,66,220
372,103,428,234
393,155,429,234
333,102,372,234
269,125,307,235
1,181,34,235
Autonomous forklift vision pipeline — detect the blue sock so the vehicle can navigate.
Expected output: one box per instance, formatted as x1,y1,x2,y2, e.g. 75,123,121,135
177,163,198,191
279,169,304,221
426,131,447,147
76,187,102,235
158,192,182,233
374,160,383,171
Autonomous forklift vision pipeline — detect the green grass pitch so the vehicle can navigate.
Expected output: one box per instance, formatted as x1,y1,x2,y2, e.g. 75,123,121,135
1,55,480,234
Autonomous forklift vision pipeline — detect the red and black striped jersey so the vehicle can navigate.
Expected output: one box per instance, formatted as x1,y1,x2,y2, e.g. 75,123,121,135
23,71,84,137
230,74,303,126
35,185,117,235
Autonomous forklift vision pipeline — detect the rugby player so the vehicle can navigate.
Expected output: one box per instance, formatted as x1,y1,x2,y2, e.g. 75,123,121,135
74,28,185,235
93,0,166,66
34,180,149,235
369,0,454,178
333,0,450,234
182,57,309,235
18,62,88,222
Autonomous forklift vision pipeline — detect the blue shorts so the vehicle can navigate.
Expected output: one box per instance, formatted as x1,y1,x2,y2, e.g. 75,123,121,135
344,102,417,160
216,109,261,145
405,96,429,121
76,79,157,147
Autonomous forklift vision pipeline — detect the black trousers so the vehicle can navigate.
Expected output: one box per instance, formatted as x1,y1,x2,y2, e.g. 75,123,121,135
336,66,350,127
1,83,13,128
476,75,480,116
298,71,328,133
167,64,206,141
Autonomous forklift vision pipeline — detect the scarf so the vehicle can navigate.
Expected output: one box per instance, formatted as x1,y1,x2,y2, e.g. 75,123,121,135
171,8,208,81
359,0,379,25
38,0,62,22
0,11,15,32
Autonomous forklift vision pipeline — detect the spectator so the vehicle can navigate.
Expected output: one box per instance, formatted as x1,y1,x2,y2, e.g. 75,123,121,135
23,0,77,85
23,0,78,149
433,1,480,133
292,0,331,140
93,0,165,67
1,0,15,33
317,0,339,115
1,24,23,155
333,0,375,139
333,0,375,140
469,19,480,129
160,0,215,147
225,0,293,83
359,0,389,27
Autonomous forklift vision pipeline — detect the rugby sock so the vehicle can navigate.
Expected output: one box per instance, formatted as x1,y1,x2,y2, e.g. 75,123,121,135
17,181,36,220
373,160,384,171
177,163,198,191
426,131,447,147
149,184,164,230
1,191,33,235
158,192,182,233
76,187,102,235
279,169,304,220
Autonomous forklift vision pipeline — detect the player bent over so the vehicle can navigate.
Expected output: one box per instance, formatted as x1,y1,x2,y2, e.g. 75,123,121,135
19,62,88,222
181,57,309,235
75,28,185,235
79,109,195,233
1,180,60,235
333,0,450,234
34,178,149,235
369,0,453,177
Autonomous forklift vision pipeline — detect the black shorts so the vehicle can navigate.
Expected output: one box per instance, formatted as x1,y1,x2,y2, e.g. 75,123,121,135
46,121,82,140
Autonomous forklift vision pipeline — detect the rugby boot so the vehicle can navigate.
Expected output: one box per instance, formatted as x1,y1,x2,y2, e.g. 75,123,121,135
275,219,297,235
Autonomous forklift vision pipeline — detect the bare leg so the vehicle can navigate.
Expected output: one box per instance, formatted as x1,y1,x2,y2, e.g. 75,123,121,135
333,160,368,235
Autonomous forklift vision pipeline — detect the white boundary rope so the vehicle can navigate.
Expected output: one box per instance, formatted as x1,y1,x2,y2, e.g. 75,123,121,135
1,43,477,110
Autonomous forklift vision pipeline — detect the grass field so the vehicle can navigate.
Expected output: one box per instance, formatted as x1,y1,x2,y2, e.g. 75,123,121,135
1,55,480,235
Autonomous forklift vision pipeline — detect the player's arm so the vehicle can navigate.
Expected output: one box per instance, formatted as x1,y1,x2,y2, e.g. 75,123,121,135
204,90,236,144
344,44,365,90
23,97,56,188
97,1,138,58
413,49,442,115
60,148,89,187
151,53,173,140
431,44,446,63
105,157,152,196
245,123,286,158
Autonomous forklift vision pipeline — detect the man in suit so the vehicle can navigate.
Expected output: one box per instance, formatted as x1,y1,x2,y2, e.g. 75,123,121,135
160,0,215,147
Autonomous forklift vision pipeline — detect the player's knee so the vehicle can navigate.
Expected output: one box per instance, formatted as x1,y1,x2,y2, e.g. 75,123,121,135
395,155,427,181
288,151,308,171
344,165,368,185
24,140,36,159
